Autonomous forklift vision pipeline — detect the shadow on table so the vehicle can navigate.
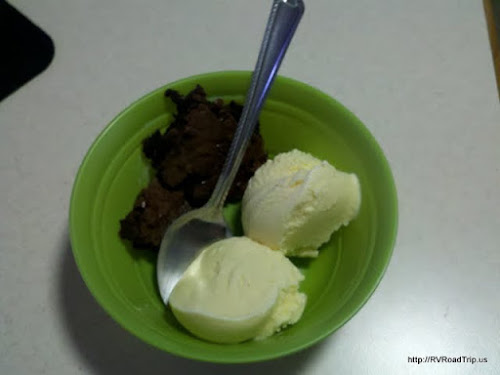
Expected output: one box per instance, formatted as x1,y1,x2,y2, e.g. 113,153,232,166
57,229,333,375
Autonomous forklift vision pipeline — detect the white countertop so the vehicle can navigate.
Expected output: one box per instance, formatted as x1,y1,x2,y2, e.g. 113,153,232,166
1,0,499,374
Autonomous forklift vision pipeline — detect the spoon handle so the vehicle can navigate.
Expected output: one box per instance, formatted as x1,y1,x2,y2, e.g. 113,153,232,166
207,0,304,212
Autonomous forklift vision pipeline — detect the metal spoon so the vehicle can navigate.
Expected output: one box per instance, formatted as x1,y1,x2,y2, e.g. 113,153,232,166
157,0,305,304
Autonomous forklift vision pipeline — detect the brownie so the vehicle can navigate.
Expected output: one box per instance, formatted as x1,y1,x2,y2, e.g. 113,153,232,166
119,178,191,250
120,85,267,251
144,85,267,207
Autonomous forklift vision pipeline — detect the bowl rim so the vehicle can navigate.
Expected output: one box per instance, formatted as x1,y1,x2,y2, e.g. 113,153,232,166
69,70,398,363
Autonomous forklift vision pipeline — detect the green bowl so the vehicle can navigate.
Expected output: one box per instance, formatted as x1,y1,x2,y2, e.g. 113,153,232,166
69,71,398,363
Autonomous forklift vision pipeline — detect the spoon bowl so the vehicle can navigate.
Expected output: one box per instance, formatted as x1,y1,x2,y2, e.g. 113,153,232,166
157,208,227,304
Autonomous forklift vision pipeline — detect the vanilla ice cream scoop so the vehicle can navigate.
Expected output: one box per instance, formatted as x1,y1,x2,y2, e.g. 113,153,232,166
169,237,306,344
242,149,361,257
